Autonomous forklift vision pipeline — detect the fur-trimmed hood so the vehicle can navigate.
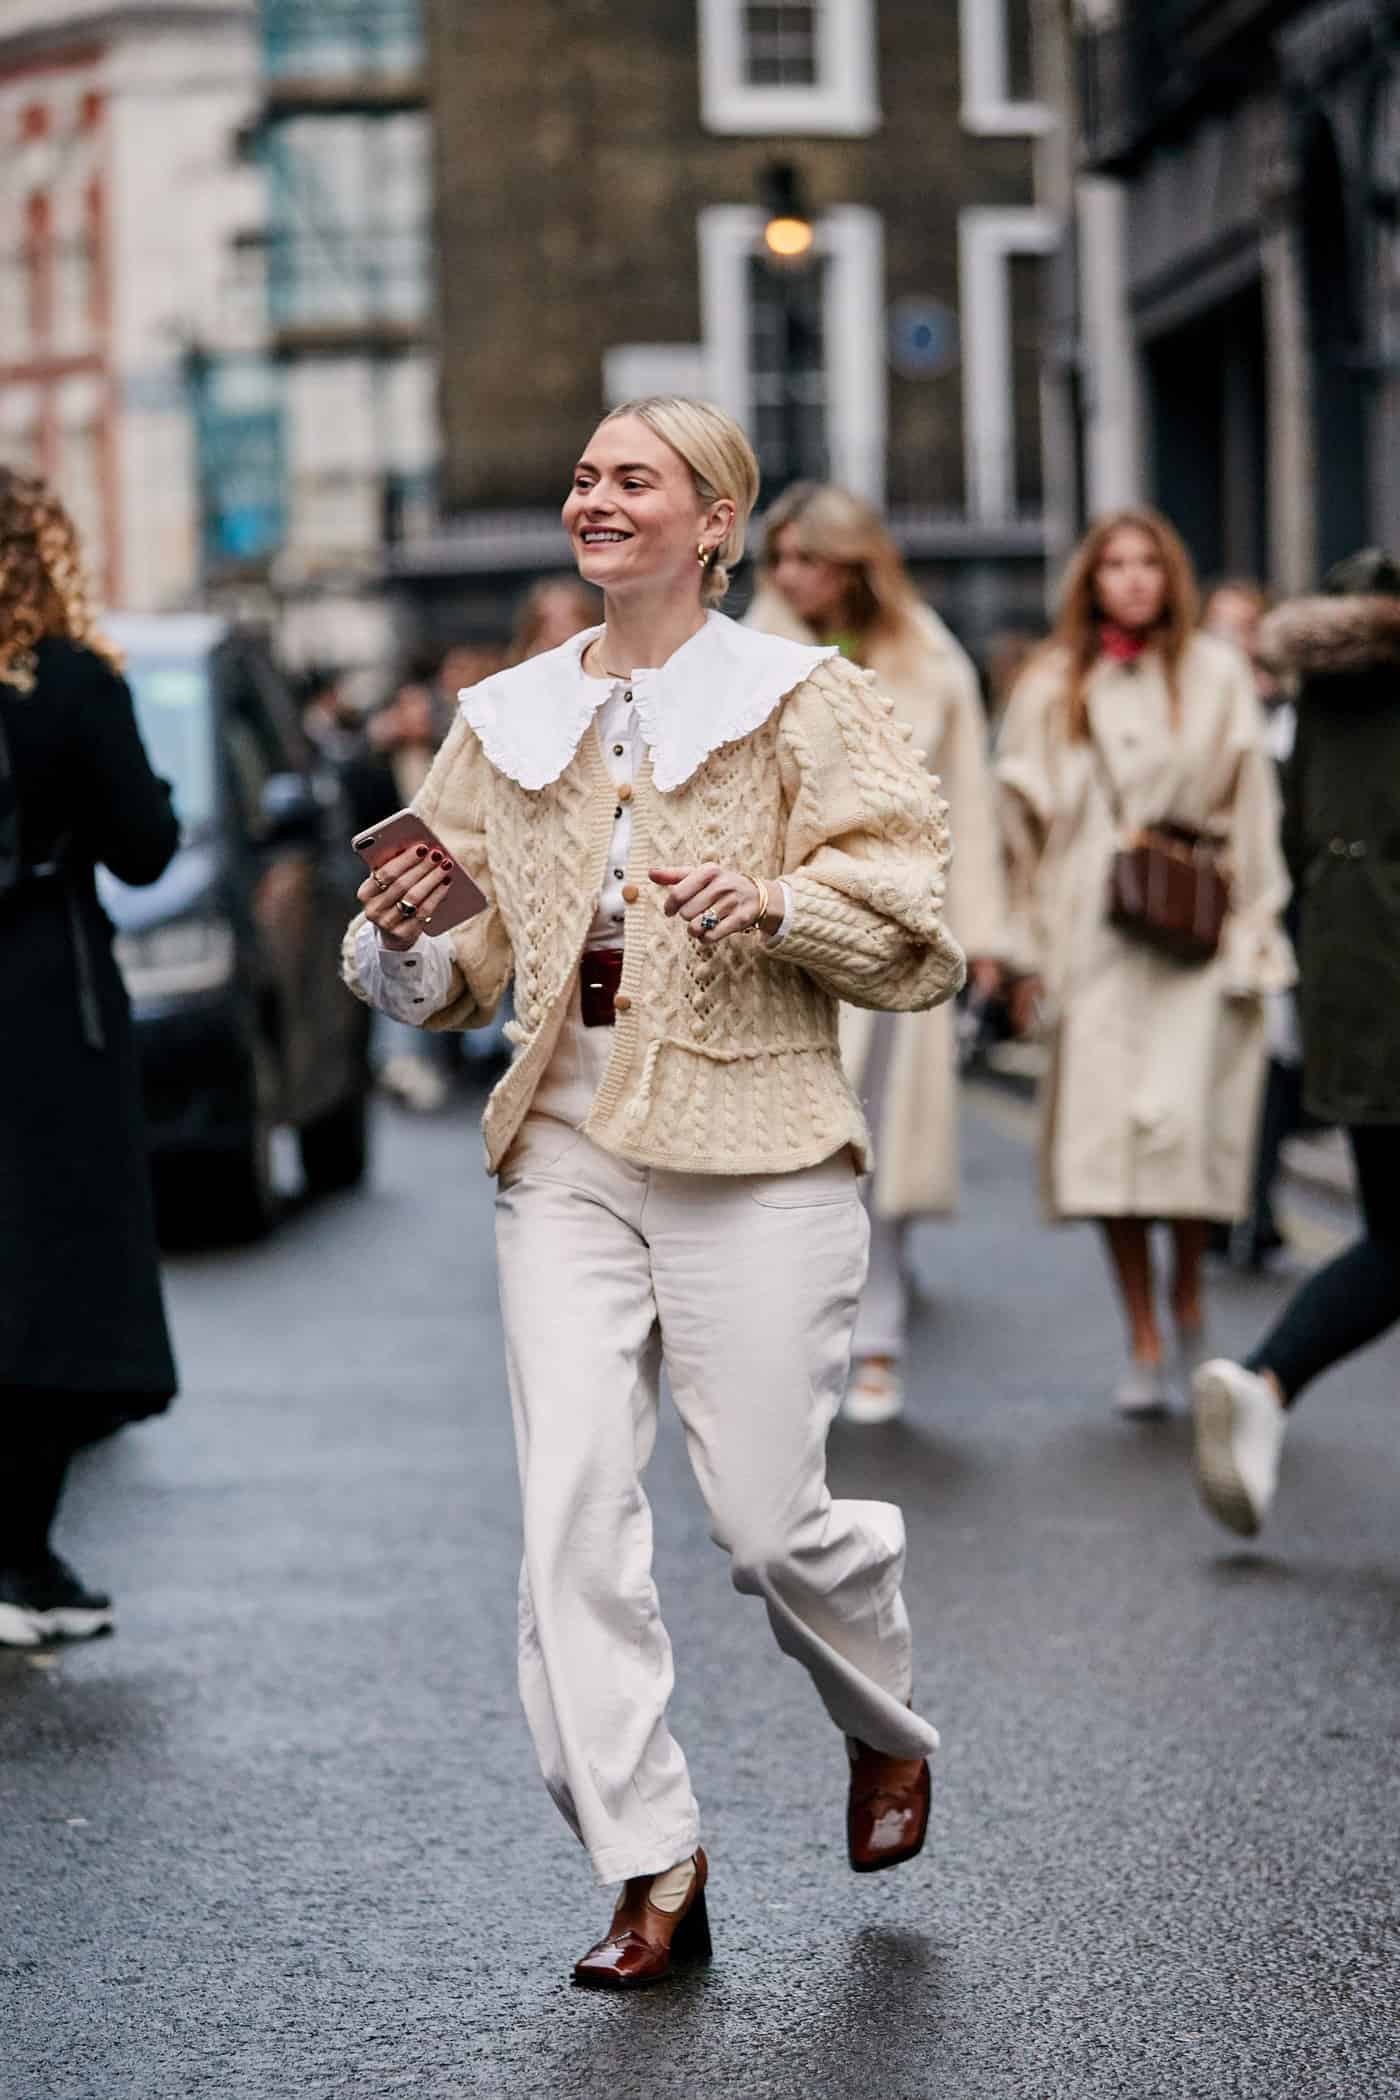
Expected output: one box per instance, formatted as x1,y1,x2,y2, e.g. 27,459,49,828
1260,594,1400,682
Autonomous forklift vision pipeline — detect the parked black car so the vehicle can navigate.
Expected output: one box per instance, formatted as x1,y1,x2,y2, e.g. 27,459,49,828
99,615,371,1238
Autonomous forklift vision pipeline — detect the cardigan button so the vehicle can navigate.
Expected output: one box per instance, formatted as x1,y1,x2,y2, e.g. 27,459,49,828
614,993,632,1013
1349,840,1367,859
617,782,633,803
1329,838,1347,856
621,881,640,903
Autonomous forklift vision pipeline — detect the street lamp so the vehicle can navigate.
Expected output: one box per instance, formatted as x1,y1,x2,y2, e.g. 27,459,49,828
760,160,814,265
757,162,816,496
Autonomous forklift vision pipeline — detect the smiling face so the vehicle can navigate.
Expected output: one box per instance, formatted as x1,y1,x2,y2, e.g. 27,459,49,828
562,415,734,605
767,522,858,634
1093,525,1169,633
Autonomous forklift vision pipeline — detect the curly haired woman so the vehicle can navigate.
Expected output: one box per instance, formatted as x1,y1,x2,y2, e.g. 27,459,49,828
0,469,179,1649
343,397,964,1985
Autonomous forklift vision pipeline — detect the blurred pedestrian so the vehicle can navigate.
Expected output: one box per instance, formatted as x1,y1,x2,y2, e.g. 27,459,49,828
983,627,1043,736
748,482,1006,1423
996,509,1291,1416
508,575,600,662
0,468,179,1648
1202,578,1304,1267
1201,580,1278,705
343,396,963,1986
1194,552,1400,1535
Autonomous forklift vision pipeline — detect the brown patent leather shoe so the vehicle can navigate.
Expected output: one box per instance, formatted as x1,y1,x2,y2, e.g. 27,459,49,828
847,1740,931,1873
572,1848,711,1989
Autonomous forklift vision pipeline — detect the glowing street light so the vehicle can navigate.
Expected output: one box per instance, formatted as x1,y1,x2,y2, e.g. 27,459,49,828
759,161,814,271
763,213,815,264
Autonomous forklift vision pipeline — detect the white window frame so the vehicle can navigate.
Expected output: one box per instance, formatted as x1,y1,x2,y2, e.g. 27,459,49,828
958,206,1058,523
698,0,880,137
699,203,886,507
959,0,1053,137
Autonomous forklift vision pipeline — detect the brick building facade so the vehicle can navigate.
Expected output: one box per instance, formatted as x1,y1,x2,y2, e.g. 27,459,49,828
0,0,258,610
398,0,1054,649
1073,0,1399,592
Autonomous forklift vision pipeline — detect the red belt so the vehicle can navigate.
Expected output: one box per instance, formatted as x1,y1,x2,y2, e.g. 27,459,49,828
580,948,624,1027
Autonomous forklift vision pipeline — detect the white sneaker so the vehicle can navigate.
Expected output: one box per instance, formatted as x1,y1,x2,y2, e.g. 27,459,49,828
0,1600,42,1648
843,1360,904,1425
1115,1360,1170,1417
1192,1358,1286,1537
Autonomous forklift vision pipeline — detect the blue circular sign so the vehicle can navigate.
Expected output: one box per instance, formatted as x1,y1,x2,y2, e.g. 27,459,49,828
889,298,959,380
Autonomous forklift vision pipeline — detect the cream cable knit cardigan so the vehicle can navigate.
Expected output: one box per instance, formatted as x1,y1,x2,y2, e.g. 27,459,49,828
342,653,966,1177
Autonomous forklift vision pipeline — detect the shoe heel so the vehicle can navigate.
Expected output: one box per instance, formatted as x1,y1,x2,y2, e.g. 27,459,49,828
671,1885,712,1966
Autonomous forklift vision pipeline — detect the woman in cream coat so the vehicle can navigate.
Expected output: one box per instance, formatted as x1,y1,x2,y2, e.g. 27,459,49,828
996,510,1292,1414
343,400,964,1988
749,483,1006,1423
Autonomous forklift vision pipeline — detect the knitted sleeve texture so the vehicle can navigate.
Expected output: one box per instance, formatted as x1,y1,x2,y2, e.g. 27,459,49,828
340,713,514,1030
772,657,966,1011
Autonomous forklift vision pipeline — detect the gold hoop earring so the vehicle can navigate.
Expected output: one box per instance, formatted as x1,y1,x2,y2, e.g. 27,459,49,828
697,542,712,569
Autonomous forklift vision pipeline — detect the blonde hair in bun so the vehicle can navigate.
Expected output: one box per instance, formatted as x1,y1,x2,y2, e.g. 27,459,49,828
601,396,760,606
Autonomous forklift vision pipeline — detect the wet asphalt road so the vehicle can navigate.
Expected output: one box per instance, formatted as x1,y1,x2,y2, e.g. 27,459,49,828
3,1086,1398,2100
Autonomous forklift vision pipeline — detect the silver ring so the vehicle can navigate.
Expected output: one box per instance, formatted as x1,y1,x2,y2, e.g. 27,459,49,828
396,899,418,920
699,911,718,933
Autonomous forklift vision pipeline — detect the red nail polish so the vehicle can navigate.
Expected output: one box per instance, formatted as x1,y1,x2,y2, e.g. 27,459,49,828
430,851,442,863
415,846,428,858
442,860,454,872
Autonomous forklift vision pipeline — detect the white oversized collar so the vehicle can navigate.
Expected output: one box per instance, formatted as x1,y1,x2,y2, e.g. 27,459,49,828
459,610,835,794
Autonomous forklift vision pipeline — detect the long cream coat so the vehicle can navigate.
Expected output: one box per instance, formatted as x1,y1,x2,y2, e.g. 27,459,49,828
749,591,1007,1215
996,634,1293,1222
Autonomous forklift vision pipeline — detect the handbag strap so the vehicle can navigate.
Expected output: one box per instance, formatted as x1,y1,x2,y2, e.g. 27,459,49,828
1082,710,1127,836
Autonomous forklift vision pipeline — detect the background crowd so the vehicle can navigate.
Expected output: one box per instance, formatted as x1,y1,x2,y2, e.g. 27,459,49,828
3,444,1399,1630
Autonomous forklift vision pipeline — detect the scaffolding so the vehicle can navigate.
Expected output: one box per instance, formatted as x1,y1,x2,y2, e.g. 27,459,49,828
251,0,436,567
258,0,430,349
262,0,423,89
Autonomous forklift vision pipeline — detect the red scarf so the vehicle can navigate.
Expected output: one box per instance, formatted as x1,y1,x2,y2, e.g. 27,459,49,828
1099,622,1151,664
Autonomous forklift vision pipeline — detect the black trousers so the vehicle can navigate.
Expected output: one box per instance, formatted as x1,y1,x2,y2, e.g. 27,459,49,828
1247,1126,1400,1404
0,1391,113,1567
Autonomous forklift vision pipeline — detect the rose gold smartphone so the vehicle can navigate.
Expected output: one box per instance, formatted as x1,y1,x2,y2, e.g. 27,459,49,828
352,809,488,935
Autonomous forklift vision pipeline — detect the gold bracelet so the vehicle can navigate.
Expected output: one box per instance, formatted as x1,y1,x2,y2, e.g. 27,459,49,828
748,876,770,932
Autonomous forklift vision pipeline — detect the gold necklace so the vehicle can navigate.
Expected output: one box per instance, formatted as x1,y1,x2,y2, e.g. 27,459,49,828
585,638,631,680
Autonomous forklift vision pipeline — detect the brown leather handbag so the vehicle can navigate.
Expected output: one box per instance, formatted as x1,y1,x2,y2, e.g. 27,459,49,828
1091,732,1230,966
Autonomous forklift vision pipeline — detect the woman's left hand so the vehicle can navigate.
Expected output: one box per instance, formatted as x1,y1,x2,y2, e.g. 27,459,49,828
650,865,775,942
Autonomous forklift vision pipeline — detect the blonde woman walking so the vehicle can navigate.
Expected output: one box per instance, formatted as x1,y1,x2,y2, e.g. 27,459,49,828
996,510,1291,1414
749,482,1006,1422
343,400,964,1986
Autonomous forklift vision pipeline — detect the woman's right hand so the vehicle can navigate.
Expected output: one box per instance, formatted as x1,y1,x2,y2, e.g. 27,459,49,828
1007,973,1044,1039
357,843,454,953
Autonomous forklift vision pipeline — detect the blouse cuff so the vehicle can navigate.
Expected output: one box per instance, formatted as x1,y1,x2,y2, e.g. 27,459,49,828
764,879,795,948
352,920,455,1022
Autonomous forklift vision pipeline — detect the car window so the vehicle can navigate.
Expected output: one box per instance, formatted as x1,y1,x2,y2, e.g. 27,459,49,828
123,655,218,835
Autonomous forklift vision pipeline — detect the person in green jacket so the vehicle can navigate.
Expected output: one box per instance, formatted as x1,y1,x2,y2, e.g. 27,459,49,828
1193,550,1400,1536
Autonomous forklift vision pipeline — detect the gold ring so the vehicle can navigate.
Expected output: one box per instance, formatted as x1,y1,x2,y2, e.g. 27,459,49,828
373,875,390,893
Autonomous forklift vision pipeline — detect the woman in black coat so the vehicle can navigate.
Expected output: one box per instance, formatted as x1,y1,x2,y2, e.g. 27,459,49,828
1192,551,1400,1537
0,468,179,1648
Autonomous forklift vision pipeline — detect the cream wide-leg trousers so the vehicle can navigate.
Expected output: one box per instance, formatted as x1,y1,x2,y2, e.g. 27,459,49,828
493,1004,940,1884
